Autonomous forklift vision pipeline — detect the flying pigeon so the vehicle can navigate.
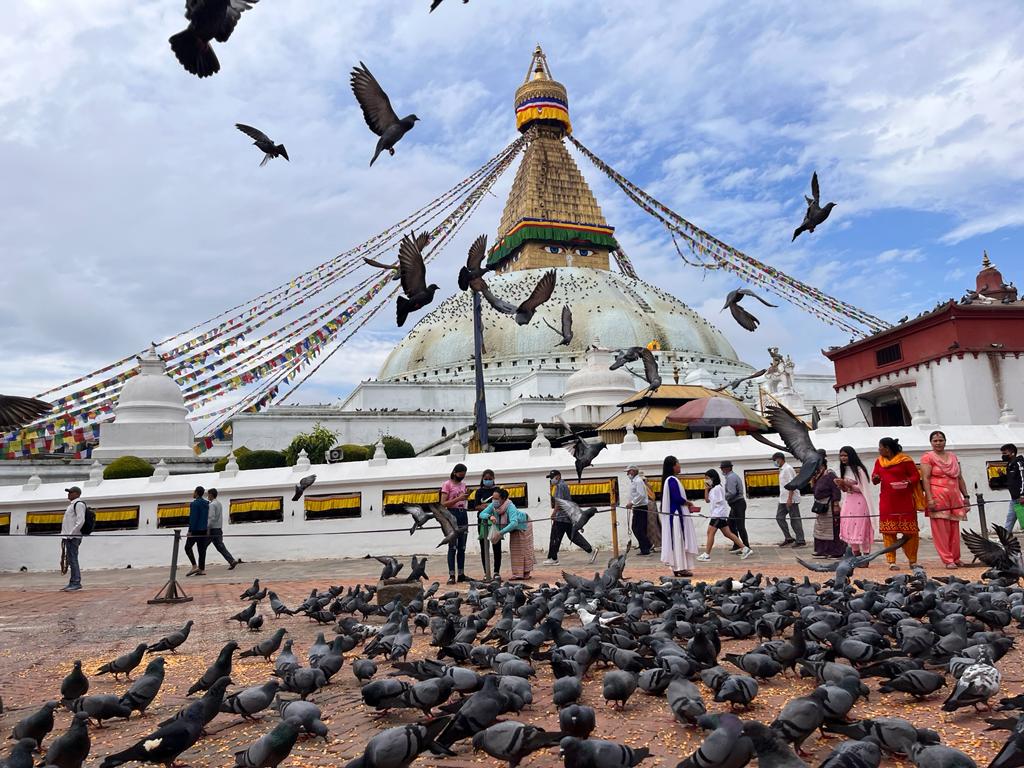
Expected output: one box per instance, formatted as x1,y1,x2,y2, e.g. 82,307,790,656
169,0,259,79
0,395,51,429
431,507,468,549
364,257,400,280
962,524,1024,579
95,643,148,681
430,0,469,11
372,555,404,580
543,305,574,346
235,124,289,166
292,474,316,502
147,620,194,654
609,346,661,392
749,403,824,493
792,171,837,241
483,269,557,325
721,288,778,332
555,417,607,482
795,536,910,587
100,703,203,768
350,62,420,166
712,368,768,393
395,232,438,327
394,503,441,535
458,234,491,292
553,498,598,540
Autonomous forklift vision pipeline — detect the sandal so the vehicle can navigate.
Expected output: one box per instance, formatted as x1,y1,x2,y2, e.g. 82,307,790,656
945,563,958,570
888,564,899,571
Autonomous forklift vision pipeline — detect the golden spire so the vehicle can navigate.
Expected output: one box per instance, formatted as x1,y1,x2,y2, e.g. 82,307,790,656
514,45,570,135
982,249,992,268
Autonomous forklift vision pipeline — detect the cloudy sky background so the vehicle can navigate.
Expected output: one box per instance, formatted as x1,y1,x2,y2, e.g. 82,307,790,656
3,1,1023,409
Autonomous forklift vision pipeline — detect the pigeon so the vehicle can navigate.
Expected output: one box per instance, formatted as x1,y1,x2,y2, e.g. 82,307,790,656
234,718,301,767
353,659,378,682
558,705,596,740
989,712,1024,768
723,652,784,680
741,722,806,768
792,171,837,241
395,232,438,327
458,234,491,292
373,556,404,581
396,503,439,535
721,288,778,332
396,677,456,716
677,713,753,768
431,507,468,549
61,662,89,704
542,305,574,346
350,62,420,166
405,555,428,582
667,677,707,725
241,628,288,661
1,738,37,768
159,676,232,731
274,667,326,700
429,0,469,11
276,699,328,741
221,681,280,720
188,641,238,696
268,592,297,618
483,269,557,325
559,736,651,768
473,721,563,768
69,695,132,727
363,257,400,280
553,676,583,708
95,643,148,681
240,579,261,600
100,704,203,768
230,601,258,626
908,742,977,768
8,701,58,746
771,687,828,756
750,403,824,494
40,712,90,768
962,525,1024,579
437,675,508,747
169,0,259,79
0,395,51,429
942,648,1001,712
292,474,316,501
878,670,946,700
274,640,299,675
235,124,289,166
553,498,598,540
248,614,265,632
819,737,882,768
609,346,661,392
343,719,453,768
602,670,638,710
147,621,193,654
827,718,939,755
713,675,759,710
119,657,166,716
796,537,911,587
555,418,607,482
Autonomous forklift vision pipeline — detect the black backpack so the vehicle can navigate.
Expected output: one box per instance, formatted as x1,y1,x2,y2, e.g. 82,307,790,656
77,500,96,536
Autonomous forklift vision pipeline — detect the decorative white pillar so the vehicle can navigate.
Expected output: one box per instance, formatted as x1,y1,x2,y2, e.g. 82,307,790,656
85,460,104,487
529,423,551,457
294,448,312,472
150,459,170,482
620,423,641,452
369,437,388,467
22,474,41,492
221,452,239,478
1000,403,1021,425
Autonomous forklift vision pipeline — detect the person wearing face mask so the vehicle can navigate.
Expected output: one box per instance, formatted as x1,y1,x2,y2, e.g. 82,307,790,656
441,463,471,584
474,469,503,577
1001,444,1024,532
772,452,805,548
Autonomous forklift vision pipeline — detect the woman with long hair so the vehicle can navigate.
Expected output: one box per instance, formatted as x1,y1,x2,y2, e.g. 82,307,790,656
921,430,968,568
659,455,699,577
480,487,534,581
473,469,502,577
872,437,923,570
836,446,874,557
697,468,750,561
440,463,470,584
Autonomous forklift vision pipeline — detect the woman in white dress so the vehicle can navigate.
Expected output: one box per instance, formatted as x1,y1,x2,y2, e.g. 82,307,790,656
660,455,699,577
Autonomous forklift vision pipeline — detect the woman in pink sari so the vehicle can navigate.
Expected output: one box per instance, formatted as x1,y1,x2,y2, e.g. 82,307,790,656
836,445,875,557
921,430,968,568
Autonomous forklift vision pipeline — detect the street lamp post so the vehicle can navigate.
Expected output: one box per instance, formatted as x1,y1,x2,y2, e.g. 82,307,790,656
472,290,489,452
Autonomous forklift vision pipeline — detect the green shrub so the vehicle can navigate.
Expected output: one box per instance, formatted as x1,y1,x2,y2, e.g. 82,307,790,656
238,449,287,470
103,455,155,480
284,423,338,466
338,444,370,462
363,435,415,459
214,446,251,472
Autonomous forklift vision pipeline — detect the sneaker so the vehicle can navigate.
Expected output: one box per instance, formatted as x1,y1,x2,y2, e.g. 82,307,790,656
777,540,794,548
792,542,808,548
446,575,456,585
697,553,711,562
588,546,600,565
542,558,559,566
228,559,240,570
740,547,753,560
185,568,199,577
63,584,82,592
457,573,468,583
194,570,206,576
729,547,743,555
811,554,829,559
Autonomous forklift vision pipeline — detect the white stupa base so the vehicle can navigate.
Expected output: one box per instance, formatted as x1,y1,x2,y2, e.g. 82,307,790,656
93,423,196,460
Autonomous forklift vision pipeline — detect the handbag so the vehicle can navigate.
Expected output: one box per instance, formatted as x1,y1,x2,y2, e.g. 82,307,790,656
811,499,831,516
489,526,502,544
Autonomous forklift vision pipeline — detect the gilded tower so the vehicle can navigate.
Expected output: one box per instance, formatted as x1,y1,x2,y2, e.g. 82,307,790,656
488,46,618,274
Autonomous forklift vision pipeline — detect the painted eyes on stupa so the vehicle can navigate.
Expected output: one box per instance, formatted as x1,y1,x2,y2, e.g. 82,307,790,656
574,248,594,257
544,245,565,254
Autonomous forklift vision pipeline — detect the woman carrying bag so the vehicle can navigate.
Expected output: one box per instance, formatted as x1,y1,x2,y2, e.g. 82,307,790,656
474,469,502,577
480,487,534,581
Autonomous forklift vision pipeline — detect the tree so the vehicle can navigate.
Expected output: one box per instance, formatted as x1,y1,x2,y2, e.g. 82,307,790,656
284,423,338,466
238,450,287,470
363,435,415,459
103,455,155,480
214,446,251,472
338,444,370,462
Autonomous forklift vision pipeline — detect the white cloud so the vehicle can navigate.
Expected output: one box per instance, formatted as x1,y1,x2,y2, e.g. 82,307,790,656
877,248,925,263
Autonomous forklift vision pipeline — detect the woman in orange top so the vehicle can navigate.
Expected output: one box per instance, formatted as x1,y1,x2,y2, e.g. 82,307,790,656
921,430,969,569
871,437,922,570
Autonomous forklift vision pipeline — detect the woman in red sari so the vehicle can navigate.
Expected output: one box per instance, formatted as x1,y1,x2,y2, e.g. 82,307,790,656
872,437,922,570
921,430,968,569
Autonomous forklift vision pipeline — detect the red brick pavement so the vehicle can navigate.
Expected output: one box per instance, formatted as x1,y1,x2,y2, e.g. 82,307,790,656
0,553,1010,767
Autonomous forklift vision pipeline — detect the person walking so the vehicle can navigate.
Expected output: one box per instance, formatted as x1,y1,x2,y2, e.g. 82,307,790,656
811,458,844,559
473,469,502,577
836,446,874,557
921,431,968,569
697,469,752,562
60,486,87,592
872,437,923,570
720,461,749,553
660,455,699,577
1001,444,1024,532
640,469,662,553
773,452,806,548
544,469,599,566
441,463,470,584
184,485,210,576
205,488,239,570
481,487,534,581
625,465,652,555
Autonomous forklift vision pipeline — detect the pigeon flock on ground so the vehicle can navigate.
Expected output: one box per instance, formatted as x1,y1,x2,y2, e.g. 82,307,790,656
5,540,1021,767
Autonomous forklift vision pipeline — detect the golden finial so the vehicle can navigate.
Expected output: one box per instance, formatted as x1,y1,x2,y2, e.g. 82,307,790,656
982,250,992,268
526,44,551,82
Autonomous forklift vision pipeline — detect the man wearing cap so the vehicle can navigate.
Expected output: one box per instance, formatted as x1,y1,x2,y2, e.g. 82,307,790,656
543,469,599,566
773,451,806,547
625,465,651,555
60,486,87,592
720,461,750,553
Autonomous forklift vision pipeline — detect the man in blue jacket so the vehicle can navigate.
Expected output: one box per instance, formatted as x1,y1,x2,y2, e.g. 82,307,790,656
185,485,210,576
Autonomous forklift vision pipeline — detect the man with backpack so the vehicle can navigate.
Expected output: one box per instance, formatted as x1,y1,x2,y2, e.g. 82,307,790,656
60,486,88,592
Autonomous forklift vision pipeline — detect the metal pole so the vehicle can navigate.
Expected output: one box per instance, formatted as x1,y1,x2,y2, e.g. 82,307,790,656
976,487,989,539
149,529,193,604
472,291,489,452
610,505,620,558
483,534,492,580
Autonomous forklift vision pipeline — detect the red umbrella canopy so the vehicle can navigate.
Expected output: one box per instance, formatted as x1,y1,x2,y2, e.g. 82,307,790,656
663,396,769,432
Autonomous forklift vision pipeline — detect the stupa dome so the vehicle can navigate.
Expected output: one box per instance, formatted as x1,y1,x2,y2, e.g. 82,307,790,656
114,346,188,424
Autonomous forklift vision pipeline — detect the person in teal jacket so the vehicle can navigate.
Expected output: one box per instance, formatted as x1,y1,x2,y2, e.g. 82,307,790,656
479,488,535,580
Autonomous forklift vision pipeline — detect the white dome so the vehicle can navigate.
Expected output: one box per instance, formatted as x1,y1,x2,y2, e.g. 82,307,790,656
378,267,750,384
113,347,188,424
562,348,636,410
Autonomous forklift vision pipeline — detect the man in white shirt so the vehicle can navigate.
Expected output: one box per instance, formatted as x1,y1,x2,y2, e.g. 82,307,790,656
206,488,239,570
773,452,806,547
60,486,87,591
624,465,651,555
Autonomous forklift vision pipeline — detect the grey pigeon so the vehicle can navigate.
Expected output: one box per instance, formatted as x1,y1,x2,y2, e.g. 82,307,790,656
292,474,315,501
0,394,50,429
429,0,469,11
473,721,563,768
668,677,707,725
559,736,651,768
602,670,638,710
352,659,378,682
437,675,508,747
8,701,58,746
276,699,328,741
95,643,147,681
772,687,827,756
677,713,753,768
989,712,1024,768
221,681,280,720
542,304,573,346
398,504,436,535
393,232,437,327
159,676,232,731
230,601,258,626
308,632,331,666
41,712,90,768
241,628,288,661
99,704,203,768
458,234,491,292
878,669,946,700
942,648,1000,712
169,0,260,78
714,674,759,710
721,288,778,332
188,641,238,696
147,621,193,654
69,695,132,727
908,742,977,768
723,652,783,680
363,256,400,280
559,705,596,739
234,717,301,768
827,718,939,755
638,668,672,696
819,737,882,768
343,718,453,768
350,62,420,166
796,537,911,587
275,667,326,700
267,592,296,618
610,346,661,391
274,640,299,675
553,497,598,541
119,657,166,715
236,124,289,167
1,738,36,768
962,525,1024,579
750,404,825,496
405,555,428,582
361,678,410,712
481,269,557,326
792,171,837,241
240,578,261,599
61,661,89,704
741,721,806,768
553,676,582,708
395,676,455,716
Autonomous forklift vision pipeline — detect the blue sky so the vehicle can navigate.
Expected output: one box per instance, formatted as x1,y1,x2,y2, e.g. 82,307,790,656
2,1,1022,408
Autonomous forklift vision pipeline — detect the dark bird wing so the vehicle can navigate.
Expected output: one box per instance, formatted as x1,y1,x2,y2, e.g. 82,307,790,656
466,234,487,272
351,62,401,136
517,269,556,316
810,171,820,205
638,348,660,387
764,404,819,467
560,304,573,338
963,527,1017,567
795,557,840,574
397,232,430,297
727,302,760,332
364,257,399,271
0,395,52,428
736,288,778,307
995,523,1023,558
235,123,272,144
480,285,517,315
